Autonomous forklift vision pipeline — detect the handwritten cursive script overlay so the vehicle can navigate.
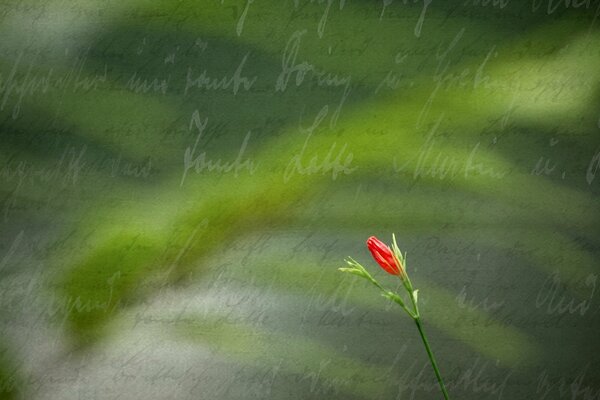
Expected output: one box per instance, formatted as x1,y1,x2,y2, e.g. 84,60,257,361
180,111,258,186
284,105,356,183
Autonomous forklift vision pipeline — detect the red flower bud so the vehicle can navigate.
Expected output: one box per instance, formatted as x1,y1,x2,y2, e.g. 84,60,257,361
366,236,403,276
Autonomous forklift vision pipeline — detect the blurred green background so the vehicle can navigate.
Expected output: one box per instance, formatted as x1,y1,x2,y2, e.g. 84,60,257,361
1,0,599,399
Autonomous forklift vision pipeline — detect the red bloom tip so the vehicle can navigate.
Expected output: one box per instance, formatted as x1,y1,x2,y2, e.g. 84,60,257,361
366,236,403,276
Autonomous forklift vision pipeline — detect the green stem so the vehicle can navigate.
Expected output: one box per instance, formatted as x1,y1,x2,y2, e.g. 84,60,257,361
414,317,450,400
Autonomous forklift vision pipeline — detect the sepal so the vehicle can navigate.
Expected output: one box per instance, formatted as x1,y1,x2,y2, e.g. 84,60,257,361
382,291,405,306
338,267,368,279
391,233,406,268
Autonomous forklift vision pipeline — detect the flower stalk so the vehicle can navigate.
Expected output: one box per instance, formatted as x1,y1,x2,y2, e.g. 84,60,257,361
339,235,450,400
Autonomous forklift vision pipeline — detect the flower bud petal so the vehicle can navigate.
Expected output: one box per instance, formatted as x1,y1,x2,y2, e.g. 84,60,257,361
366,236,404,276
